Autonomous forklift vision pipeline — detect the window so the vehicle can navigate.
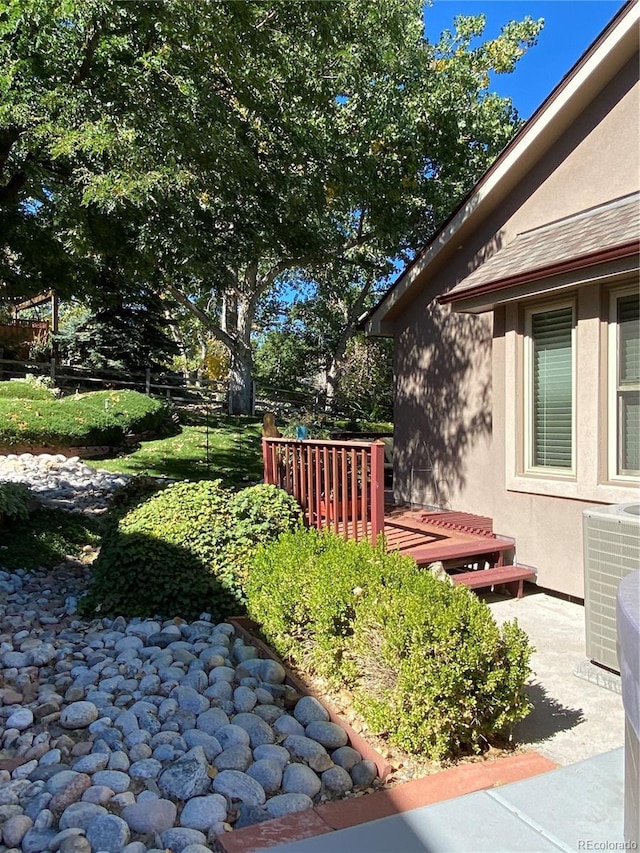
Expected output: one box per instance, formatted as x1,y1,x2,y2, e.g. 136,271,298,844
609,288,640,480
525,303,575,474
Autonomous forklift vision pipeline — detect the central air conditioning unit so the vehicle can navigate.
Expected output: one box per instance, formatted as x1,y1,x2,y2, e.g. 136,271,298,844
583,502,640,672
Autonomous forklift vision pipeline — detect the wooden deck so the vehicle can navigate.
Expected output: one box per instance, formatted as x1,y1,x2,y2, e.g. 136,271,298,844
380,507,515,569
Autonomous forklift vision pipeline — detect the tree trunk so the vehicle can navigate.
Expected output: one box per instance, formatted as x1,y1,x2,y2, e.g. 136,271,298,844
228,349,254,415
223,289,255,415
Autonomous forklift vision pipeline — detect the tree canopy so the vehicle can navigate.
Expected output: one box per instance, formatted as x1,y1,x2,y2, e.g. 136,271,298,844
1,1,542,411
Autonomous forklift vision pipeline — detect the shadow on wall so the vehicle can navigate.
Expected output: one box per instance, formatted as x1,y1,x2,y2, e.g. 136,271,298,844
395,301,492,507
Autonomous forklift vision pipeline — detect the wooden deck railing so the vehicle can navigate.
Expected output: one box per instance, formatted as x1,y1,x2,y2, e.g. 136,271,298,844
262,437,385,544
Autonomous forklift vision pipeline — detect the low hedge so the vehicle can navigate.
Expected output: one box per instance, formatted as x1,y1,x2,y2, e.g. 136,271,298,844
246,528,533,762
0,389,172,447
80,481,303,620
245,529,417,682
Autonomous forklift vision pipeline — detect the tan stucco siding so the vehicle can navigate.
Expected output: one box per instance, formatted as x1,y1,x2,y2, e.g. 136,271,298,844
393,294,494,513
391,53,639,598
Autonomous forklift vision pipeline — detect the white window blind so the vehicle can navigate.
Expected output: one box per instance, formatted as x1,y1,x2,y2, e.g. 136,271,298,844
617,292,639,476
530,306,574,470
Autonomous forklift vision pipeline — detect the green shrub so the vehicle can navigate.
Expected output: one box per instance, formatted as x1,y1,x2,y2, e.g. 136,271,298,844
106,475,170,525
0,390,172,447
246,527,533,761
0,380,56,400
81,480,303,620
349,573,533,761
0,506,102,571
0,482,33,521
246,528,417,682
222,484,304,599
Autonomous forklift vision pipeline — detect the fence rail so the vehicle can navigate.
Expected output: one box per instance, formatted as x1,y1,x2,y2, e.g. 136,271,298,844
0,359,316,413
262,436,385,545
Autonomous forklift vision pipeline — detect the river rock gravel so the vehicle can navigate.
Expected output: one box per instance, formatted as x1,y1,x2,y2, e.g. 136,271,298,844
0,454,377,851
0,453,129,514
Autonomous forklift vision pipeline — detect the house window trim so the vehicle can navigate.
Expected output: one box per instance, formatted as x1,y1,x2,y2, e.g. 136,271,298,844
607,284,640,483
523,300,577,479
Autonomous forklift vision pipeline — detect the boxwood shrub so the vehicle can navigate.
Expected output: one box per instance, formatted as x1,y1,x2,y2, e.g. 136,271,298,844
349,572,533,761
246,528,533,762
0,389,172,447
246,528,418,682
81,480,303,620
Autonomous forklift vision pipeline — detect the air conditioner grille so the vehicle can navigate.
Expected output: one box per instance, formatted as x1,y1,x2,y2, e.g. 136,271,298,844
583,506,640,672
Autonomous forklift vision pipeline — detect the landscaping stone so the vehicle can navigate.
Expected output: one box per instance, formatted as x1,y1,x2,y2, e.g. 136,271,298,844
213,744,254,772
0,461,374,848
322,764,353,794
282,763,322,798
246,758,283,794
121,799,177,834
283,735,333,772
305,720,349,750
179,794,228,830
212,769,267,805
85,814,130,852
161,827,208,852
265,793,314,818
59,702,99,729
331,745,363,771
251,745,289,767
293,695,330,726
231,712,276,747
351,758,378,787
158,748,210,800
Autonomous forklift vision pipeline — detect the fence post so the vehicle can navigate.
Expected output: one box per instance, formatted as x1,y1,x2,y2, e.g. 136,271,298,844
50,357,56,382
145,368,151,395
251,381,256,416
370,441,385,545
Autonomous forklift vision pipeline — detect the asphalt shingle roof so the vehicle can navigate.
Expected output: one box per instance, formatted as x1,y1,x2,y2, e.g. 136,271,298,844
447,193,639,298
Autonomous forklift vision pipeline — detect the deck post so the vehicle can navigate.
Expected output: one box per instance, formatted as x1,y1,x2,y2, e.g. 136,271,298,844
262,438,275,485
370,440,385,544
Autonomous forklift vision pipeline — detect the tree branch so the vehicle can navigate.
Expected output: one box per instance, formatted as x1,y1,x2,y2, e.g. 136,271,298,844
164,282,236,352
72,24,102,85
0,171,26,205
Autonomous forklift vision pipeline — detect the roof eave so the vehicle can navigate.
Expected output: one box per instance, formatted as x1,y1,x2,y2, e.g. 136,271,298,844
365,1,639,335
439,241,640,307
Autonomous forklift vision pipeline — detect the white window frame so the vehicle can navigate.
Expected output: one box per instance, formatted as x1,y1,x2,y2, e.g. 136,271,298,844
524,300,577,478
608,285,640,482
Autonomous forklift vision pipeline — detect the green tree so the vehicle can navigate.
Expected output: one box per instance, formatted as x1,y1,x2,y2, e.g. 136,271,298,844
0,1,542,412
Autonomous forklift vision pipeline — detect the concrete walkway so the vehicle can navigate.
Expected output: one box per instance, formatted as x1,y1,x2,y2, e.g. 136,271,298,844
486,590,625,765
266,748,624,853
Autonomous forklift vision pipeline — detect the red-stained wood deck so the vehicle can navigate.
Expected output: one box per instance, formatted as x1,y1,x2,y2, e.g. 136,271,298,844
380,506,515,569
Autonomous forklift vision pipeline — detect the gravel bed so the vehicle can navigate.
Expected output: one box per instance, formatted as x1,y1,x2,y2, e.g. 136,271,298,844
0,456,378,852
0,453,130,515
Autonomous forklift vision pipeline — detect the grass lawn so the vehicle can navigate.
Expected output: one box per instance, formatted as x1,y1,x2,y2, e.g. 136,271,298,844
86,411,263,487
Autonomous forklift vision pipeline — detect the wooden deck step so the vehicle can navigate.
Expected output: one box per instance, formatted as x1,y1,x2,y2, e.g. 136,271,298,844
452,565,537,599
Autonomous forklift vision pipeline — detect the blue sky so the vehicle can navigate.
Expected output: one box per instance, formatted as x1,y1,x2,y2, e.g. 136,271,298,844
423,0,627,119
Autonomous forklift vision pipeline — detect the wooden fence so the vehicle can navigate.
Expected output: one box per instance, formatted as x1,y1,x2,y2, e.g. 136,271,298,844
262,437,385,544
0,359,316,413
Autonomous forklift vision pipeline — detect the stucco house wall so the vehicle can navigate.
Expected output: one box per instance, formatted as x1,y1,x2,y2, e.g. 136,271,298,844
386,27,639,598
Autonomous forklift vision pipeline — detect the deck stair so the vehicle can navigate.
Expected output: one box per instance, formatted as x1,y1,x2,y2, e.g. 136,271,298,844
452,564,537,598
